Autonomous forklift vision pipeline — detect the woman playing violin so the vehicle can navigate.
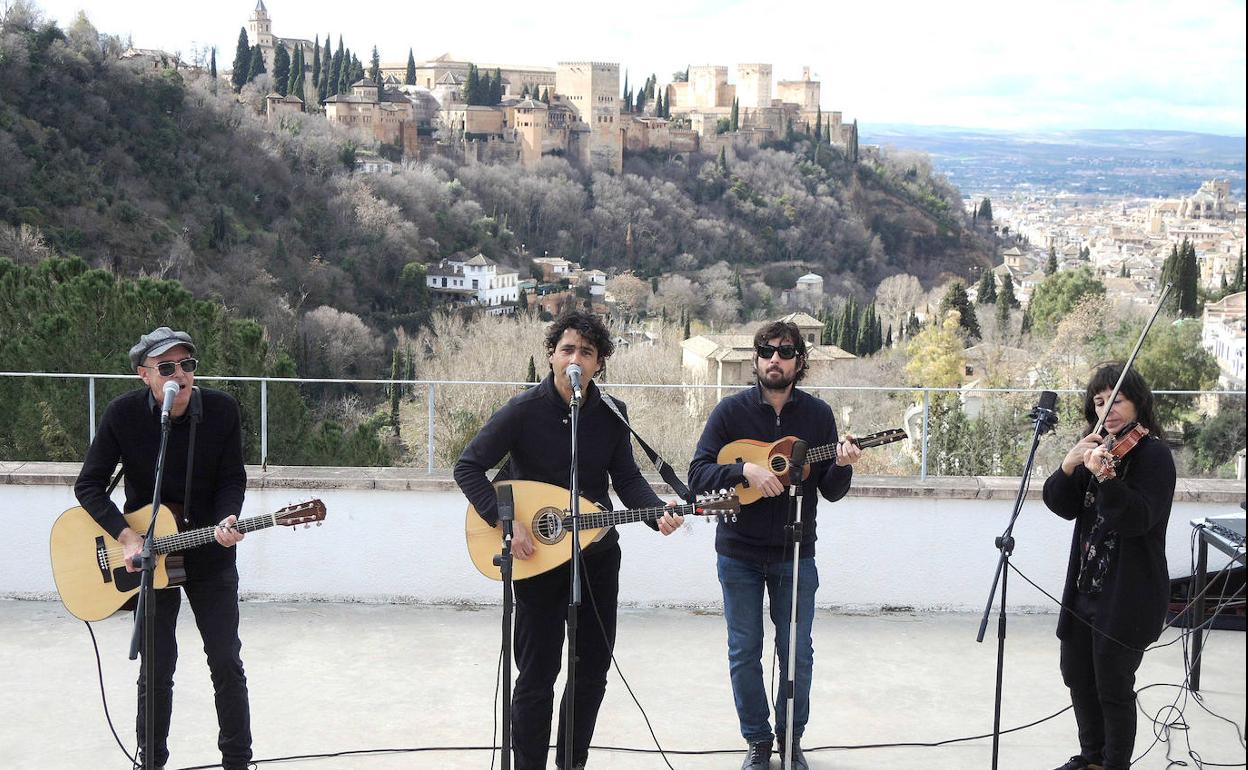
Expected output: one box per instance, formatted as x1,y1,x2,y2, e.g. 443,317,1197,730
1042,363,1175,770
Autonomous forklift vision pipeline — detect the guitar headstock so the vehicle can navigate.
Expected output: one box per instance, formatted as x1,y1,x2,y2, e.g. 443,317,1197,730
274,499,327,528
693,490,740,523
854,428,908,449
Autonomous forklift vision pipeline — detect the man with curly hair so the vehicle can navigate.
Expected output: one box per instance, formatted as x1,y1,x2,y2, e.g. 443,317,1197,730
455,310,683,770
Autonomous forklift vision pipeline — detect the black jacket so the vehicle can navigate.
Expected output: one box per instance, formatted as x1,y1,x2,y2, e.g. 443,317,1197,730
1042,435,1175,651
688,383,852,563
454,374,665,551
74,386,247,572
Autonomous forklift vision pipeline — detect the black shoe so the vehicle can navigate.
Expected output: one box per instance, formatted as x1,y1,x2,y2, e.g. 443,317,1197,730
776,735,809,770
1054,757,1103,770
741,739,772,770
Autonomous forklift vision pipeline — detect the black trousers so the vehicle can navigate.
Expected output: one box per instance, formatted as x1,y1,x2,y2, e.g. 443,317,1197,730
1059,592,1144,770
137,562,252,770
512,541,621,770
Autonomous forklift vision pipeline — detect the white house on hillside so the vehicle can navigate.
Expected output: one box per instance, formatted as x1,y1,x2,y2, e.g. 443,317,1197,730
426,253,519,312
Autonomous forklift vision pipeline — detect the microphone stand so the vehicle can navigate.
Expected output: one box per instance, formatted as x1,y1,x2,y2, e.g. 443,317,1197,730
493,484,516,770
563,381,583,770
782,440,809,770
129,398,176,770
975,401,1056,769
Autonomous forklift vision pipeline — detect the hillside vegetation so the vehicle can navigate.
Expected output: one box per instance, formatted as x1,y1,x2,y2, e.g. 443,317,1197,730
1,5,995,352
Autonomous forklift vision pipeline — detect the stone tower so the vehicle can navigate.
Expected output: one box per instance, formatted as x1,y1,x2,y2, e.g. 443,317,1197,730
515,99,549,168
248,0,273,49
556,61,622,173
736,63,772,110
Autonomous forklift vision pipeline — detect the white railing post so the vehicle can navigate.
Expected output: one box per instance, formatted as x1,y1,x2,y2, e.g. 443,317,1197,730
921,389,931,481
260,379,268,467
427,383,436,474
88,376,96,443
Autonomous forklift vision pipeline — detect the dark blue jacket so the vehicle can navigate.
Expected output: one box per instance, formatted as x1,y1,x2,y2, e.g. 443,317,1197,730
688,384,852,563
454,373,665,551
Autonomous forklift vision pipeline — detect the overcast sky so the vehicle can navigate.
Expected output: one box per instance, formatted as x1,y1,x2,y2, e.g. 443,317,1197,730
28,0,1248,135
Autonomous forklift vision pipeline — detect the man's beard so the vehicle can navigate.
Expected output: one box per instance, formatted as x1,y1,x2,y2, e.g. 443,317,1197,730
756,365,795,392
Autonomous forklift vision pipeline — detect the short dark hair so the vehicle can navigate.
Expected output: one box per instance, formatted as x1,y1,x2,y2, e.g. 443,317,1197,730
1083,362,1164,440
544,310,614,364
752,320,808,383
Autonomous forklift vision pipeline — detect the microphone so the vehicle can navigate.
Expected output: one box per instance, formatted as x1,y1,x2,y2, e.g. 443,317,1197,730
1029,390,1059,435
496,484,515,523
161,381,180,422
566,363,583,404
787,440,809,491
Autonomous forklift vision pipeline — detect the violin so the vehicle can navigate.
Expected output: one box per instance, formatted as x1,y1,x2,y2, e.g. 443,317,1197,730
1095,422,1150,482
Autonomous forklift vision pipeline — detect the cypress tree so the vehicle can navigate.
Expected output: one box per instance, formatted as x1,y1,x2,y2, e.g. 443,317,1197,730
730,97,739,131
976,269,997,304
814,107,822,139
405,48,416,85
492,68,503,104
1233,248,1244,292
312,35,320,87
885,324,893,348
996,292,1010,332
622,71,629,112
999,273,1019,308
1178,238,1199,317
247,45,265,84
1045,245,1057,275
351,53,364,84
370,46,381,87
330,36,344,95
273,44,290,95
209,46,217,81
979,197,994,222
541,87,550,104
526,355,537,383
231,28,250,92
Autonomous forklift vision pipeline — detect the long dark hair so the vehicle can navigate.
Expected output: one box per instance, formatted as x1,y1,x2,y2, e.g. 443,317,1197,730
1082,362,1164,440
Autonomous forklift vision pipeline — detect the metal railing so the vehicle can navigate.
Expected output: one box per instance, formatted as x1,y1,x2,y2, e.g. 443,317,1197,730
2,371,1244,479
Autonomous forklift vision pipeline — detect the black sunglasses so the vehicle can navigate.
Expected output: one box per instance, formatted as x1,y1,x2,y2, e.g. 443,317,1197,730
756,344,798,360
142,358,198,377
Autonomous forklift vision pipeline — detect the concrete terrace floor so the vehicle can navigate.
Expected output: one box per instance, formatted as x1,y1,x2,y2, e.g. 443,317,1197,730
0,600,1243,770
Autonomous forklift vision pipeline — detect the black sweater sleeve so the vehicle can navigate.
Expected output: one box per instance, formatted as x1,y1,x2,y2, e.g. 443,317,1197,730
453,399,519,526
1098,439,1175,537
688,401,745,496
1043,464,1086,521
817,414,852,503
74,400,129,540
210,395,247,521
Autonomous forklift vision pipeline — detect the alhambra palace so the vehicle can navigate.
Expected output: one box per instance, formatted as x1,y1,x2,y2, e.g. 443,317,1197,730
233,1,858,173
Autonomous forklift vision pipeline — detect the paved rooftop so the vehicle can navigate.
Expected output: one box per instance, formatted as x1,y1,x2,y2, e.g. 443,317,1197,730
0,600,1243,770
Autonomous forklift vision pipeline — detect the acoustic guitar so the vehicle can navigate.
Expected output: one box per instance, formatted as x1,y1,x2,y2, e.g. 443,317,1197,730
718,428,907,505
465,480,738,581
49,499,326,621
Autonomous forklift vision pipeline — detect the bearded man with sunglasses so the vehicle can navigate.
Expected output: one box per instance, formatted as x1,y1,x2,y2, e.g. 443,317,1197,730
74,326,252,770
688,319,861,770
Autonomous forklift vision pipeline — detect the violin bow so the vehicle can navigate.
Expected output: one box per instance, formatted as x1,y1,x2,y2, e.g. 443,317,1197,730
1092,281,1173,437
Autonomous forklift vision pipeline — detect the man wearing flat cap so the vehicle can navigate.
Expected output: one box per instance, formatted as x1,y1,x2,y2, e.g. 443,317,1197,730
75,326,252,770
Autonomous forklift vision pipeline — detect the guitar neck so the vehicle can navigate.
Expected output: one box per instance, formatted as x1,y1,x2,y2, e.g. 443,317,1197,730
804,443,839,464
153,514,275,555
577,501,697,530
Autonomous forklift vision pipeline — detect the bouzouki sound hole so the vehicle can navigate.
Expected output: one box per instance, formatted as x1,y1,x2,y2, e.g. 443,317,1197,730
532,508,566,545
769,455,788,474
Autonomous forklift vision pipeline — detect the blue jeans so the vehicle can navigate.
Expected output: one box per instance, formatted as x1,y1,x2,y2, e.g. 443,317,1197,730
718,553,818,745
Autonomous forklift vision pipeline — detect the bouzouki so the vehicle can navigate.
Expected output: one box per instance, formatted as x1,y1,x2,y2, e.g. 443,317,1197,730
49,499,326,621
465,480,738,581
718,428,908,505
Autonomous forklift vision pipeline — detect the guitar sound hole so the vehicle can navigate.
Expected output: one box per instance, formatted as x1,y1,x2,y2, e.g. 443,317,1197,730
769,456,788,474
532,509,565,545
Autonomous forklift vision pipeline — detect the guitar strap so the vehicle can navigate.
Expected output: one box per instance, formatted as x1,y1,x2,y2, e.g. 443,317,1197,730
599,392,692,503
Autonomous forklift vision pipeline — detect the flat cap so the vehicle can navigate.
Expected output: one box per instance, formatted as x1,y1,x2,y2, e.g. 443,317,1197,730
128,326,196,369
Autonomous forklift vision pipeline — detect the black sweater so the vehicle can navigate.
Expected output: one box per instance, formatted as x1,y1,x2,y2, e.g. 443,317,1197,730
687,384,852,563
74,386,247,572
454,374,665,551
1042,435,1175,651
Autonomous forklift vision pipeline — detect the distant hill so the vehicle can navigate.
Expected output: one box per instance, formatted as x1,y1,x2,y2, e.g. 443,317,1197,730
862,124,1246,198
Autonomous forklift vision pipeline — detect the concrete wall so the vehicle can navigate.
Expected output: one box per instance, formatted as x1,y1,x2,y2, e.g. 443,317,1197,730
11,468,1240,612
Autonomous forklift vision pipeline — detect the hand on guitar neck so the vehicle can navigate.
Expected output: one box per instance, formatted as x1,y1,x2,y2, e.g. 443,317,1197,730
117,514,246,572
